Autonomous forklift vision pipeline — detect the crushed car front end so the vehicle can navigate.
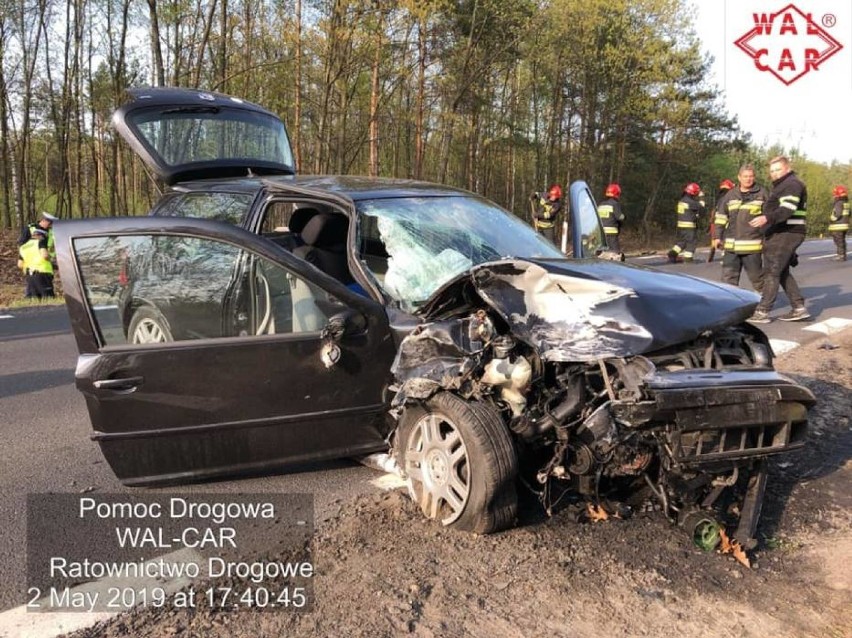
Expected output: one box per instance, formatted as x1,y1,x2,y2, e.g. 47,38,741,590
391,259,815,547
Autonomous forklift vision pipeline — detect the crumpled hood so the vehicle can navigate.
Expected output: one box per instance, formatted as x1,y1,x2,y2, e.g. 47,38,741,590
419,258,759,361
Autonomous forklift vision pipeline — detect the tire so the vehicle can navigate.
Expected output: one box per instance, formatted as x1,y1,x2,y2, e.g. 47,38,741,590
395,392,518,534
128,306,174,344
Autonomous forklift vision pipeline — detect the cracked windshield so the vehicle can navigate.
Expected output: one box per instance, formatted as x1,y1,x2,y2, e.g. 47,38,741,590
357,196,562,311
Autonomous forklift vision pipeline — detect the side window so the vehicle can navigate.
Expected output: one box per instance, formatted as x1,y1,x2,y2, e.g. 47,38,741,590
260,201,294,233
259,201,327,253
73,234,337,347
154,192,253,224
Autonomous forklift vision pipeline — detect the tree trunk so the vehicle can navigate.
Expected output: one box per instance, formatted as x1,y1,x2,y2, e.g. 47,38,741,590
294,0,302,169
414,19,426,180
0,20,11,229
368,2,382,177
147,0,165,86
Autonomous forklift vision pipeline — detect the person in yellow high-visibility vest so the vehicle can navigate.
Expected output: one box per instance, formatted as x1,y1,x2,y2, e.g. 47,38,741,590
829,185,849,261
19,227,55,298
17,211,57,259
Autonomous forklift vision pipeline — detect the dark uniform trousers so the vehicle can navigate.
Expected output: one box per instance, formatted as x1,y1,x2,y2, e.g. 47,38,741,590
538,226,556,244
758,233,804,313
26,271,55,298
675,229,697,256
721,252,763,294
832,231,848,260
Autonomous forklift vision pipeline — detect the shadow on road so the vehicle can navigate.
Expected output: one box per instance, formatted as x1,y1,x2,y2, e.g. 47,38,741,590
0,369,75,399
799,283,852,318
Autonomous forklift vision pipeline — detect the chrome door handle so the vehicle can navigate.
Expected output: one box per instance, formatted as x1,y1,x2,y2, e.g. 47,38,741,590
93,376,144,391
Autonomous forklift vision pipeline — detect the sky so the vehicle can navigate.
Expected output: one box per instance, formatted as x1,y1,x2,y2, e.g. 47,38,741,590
692,0,852,164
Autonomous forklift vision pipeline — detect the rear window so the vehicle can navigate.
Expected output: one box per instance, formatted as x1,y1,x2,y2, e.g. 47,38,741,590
131,107,294,169
152,192,253,224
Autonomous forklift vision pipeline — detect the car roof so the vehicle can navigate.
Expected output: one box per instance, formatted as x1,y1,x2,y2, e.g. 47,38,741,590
171,174,477,201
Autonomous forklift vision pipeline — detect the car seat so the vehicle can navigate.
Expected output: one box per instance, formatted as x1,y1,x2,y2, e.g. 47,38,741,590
293,213,353,284
264,207,320,251
288,207,320,237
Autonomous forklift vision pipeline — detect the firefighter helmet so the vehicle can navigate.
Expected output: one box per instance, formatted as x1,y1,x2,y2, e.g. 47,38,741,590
719,179,735,191
548,184,563,200
684,182,701,197
832,185,848,198
604,183,621,198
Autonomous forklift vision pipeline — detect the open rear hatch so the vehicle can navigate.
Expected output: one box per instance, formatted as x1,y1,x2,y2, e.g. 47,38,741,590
112,87,295,185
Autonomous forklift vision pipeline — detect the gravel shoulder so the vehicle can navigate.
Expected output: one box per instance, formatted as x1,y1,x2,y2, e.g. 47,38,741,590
68,330,852,638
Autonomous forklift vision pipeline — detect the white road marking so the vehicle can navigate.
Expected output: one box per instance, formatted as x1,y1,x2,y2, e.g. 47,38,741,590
0,548,202,638
803,317,852,335
769,339,800,355
0,314,13,319
808,253,838,260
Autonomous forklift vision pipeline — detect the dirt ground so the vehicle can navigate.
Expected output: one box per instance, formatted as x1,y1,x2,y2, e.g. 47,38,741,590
0,229,24,305
62,328,852,638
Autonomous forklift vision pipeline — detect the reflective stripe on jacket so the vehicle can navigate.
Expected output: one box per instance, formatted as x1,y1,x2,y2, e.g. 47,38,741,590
676,195,701,229
713,185,768,253
533,196,561,229
828,198,850,232
765,171,807,235
597,198,624,235
24,222,56,258
20,238,53,274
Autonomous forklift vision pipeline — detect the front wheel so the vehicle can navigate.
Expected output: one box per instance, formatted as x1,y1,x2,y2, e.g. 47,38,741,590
128,306,173,344
395,393,518,534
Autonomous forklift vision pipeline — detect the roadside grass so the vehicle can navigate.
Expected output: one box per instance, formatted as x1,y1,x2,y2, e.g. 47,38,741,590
0,282,65,310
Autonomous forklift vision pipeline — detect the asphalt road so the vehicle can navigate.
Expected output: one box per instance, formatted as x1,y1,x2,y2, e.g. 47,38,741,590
0,237,849,614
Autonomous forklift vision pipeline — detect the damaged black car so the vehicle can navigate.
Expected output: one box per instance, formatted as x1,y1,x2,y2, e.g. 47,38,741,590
56,88,814,550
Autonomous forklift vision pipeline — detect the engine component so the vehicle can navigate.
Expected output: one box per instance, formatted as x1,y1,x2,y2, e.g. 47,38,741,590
566,444,594,475
534,373,585,433
575,404,616,446
481,336,531,417
467,309,494,350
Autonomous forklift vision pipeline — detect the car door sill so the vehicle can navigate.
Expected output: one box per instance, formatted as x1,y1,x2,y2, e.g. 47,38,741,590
90,402,387,441
119,441,390,486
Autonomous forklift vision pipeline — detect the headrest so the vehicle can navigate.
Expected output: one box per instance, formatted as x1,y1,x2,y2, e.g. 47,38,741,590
289,207,320,234
301,213,348,247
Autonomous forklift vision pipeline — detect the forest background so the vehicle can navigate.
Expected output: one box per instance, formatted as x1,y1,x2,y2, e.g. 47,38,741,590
1,0,850,246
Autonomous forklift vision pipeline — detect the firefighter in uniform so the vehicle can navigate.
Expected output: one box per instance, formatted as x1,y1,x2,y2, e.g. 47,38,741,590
18,227,55,299
828,185,849,261
668,183,704,262
708,179,734,263
747,155,809,323
530,184,563,244
597,183,624,253
713,165,767,293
